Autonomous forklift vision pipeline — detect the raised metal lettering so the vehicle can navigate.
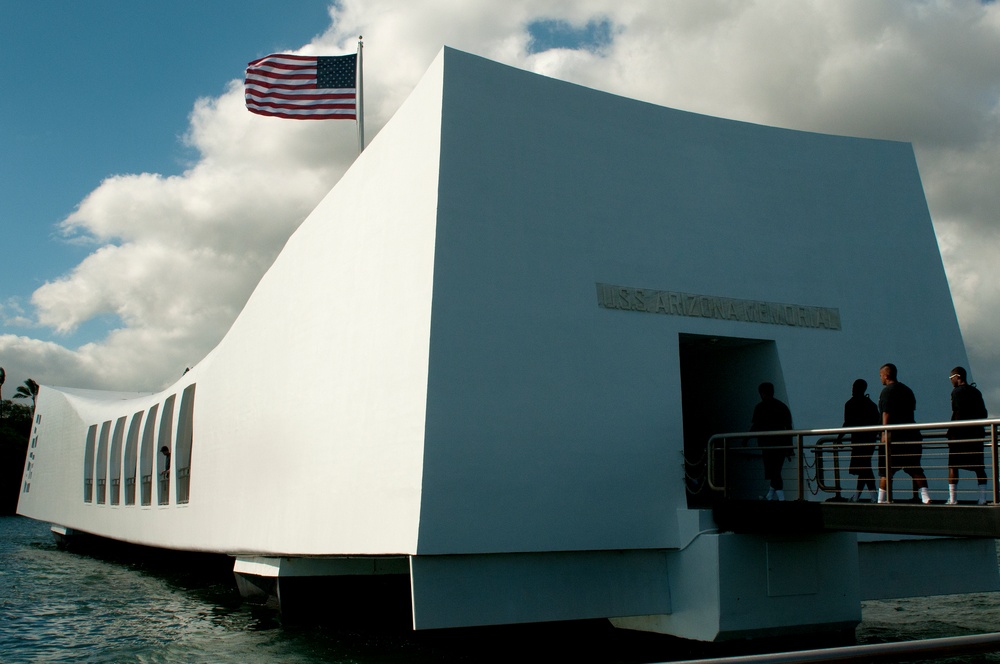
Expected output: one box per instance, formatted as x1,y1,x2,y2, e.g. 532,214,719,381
596,282,840,331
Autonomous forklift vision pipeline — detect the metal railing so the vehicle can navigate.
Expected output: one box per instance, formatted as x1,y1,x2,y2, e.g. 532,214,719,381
110,478,120,505
125,476,136,505
176,466,190,504
141,474,152,506
706,419,1000,504
158,470,170,506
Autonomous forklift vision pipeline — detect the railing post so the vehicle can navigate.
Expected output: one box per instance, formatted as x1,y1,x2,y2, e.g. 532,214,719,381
722,438,728,500
884,430,893,504
797,433,805,501
992,423,999,505
830,439,843,500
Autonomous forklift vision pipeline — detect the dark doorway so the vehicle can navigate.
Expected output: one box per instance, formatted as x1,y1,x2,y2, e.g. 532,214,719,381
679,333,788,506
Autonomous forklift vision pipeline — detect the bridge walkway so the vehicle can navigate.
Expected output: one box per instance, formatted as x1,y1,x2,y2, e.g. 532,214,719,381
701,419,1000,538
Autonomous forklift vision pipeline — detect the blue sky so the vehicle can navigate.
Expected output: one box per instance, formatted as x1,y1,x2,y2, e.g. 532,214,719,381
0,1,606,350
2,1,1000,410
1,0,334,347
0,2,594,349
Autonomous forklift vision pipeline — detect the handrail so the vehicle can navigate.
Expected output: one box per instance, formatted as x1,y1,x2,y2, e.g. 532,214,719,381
706,419,1000,504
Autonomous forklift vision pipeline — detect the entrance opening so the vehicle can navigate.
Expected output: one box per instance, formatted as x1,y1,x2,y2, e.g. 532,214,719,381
679,333,788,507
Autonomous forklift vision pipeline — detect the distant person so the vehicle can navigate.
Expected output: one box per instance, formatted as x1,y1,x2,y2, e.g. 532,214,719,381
839,379,880,502
946,366,988,505
751,382,793,501
877,363,930,504
160,445,171,478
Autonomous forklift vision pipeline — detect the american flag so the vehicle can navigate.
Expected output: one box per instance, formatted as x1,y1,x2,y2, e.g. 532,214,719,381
245,53,357,120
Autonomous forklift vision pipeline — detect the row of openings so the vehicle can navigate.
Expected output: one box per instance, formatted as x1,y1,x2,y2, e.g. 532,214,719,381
22,414,42,494
83,384,195,507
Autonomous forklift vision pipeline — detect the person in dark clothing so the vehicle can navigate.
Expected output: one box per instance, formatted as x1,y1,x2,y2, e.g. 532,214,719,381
877,363,930,504
751,382,793,501
840,378,880,502
946,366,988,505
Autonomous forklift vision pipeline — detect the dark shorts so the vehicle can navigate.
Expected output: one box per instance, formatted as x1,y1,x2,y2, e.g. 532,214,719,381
761,448,786,489
949,441,986,472
849,444,875,476
948,426,986,472
878,442,924,477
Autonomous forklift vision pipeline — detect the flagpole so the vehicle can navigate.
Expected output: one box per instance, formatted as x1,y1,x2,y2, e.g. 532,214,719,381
357,36,365,155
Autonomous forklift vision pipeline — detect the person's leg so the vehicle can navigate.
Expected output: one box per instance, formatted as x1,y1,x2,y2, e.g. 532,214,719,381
877,447,889,503
907,468,930,503
975,467,988,504
858,469,876,499
763,450,784,499
761,450,778,499
947,467,959,504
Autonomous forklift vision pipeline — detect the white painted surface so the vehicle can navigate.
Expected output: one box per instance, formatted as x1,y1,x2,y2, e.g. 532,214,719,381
19,49,447,556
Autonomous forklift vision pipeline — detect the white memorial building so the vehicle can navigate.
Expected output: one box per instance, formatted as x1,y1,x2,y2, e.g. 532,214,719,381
17,47,998,642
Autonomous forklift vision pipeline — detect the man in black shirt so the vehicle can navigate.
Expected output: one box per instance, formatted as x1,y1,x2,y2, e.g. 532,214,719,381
877,363,930,504
946,366,988,505
751,382,793,501
841,379,880,502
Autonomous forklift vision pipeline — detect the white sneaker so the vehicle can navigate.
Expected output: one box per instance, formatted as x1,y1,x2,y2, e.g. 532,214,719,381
946,498,958,505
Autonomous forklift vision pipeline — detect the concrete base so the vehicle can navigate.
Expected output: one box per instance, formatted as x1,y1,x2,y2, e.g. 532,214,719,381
50,524,83,550
409,550,673,630
232,555,411,623
858,536,1000,600
613,532,862,642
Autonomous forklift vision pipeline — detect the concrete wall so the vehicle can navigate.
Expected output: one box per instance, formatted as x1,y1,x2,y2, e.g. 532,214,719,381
18,49,448,556
415,49,967,555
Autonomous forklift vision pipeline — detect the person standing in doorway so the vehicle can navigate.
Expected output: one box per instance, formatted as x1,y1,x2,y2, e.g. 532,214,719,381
946,366,989,505
751,382,793,501
840,379,880,502
877,363,930,504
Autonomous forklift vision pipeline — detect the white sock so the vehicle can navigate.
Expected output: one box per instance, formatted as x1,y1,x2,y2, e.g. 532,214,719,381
878,488,887,503
979,485,987,505
766,488,776,500
776,490,785,501
949,484,957,502
920,487,931,504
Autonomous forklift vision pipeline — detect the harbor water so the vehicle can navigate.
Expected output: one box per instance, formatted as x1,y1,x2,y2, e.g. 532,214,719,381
2,515,1000,663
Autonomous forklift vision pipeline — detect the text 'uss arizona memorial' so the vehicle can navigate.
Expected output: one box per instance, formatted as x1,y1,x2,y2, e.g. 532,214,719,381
596,283,841,331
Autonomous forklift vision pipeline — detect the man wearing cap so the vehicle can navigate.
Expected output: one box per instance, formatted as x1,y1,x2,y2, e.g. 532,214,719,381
946,366,989,505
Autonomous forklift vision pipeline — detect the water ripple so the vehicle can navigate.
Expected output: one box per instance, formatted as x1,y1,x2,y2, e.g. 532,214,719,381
3,516,1000,663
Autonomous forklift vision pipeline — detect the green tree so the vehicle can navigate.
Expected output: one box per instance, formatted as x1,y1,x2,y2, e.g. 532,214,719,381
0,399,31,515
13,378,39,415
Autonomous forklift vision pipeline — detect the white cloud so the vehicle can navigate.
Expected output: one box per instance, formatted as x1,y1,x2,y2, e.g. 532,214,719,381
3,0,1000,413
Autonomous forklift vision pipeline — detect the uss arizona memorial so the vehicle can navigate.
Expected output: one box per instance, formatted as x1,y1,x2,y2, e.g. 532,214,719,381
17,47,999,641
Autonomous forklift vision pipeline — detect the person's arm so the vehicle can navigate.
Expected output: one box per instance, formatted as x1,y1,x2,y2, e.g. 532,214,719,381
837,404,849,443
